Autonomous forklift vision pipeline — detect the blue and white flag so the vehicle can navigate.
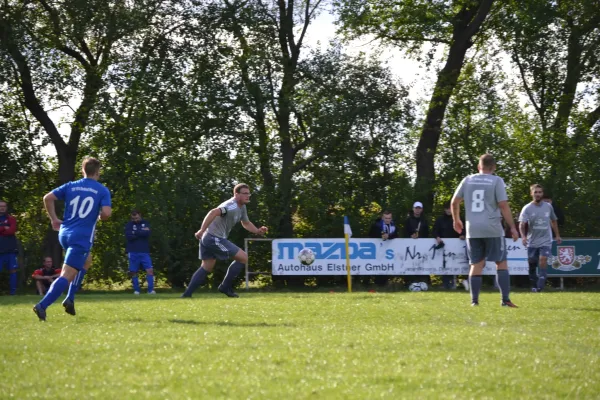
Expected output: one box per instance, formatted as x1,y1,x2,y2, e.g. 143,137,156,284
344,216,352,237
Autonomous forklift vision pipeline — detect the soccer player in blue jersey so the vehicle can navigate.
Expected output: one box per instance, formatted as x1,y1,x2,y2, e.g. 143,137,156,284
451,154,519,307
125,210,155,295
181,183,267,298
33,157,111,321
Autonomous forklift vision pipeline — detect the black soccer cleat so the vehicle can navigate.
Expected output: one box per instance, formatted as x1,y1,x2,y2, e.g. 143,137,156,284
33,304,46,321
62,299,76,316
471,301,479,307
501,300,518,308
218,285,239,298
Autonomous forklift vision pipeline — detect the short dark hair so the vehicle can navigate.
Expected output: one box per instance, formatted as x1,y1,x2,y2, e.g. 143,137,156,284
130,209,141,216
530,184,543,194
234,183,250,195
381,209,392,216
443,200,451,209
479,154,496,169
82,156,101,176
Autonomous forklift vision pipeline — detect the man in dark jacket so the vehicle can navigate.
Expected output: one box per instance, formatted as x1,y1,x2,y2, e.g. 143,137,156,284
0,200,18,295
125,210,155,295
368,210,398,286
432,201,465,289
404,202,429,239
404,202,429,285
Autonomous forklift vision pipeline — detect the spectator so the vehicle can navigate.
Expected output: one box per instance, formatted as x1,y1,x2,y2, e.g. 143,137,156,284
32,256,61,295
125,210,155,295
0,200,18,295
432,201,465,289
368,210,399,286
404,201,430,285
404,202,429,239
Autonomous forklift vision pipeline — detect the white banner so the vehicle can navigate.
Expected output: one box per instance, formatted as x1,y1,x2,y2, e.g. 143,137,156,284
272,238,528,275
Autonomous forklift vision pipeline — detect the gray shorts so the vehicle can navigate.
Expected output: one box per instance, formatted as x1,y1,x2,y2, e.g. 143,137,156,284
466,237,507,264
199,233,240,260
527,246,551,261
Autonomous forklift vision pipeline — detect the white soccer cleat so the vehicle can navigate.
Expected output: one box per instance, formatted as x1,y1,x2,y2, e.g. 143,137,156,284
148,291,156,295
134,291,140,295
462,280,470,291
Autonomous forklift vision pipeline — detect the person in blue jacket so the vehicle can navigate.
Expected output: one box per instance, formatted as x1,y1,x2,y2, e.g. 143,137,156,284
125,210,155,295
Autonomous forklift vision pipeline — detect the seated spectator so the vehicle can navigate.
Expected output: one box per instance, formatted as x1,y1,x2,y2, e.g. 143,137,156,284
432,201,465,289
368,210,398,286
32,256,61,295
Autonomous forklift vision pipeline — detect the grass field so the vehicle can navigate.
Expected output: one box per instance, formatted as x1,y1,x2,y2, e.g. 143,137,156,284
1,289,599,399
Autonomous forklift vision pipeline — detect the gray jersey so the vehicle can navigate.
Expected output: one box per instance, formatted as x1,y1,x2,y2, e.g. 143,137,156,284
518,202,556,248
454,173,508,238
207,198,249,239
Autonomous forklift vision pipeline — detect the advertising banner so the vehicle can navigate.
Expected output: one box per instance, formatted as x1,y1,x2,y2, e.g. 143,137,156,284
272,238,528,276
547,239,600,276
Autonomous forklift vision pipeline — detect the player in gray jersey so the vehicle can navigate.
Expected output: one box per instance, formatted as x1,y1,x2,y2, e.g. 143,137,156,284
519,184,562,292
181,183,268,298
451,154,519,307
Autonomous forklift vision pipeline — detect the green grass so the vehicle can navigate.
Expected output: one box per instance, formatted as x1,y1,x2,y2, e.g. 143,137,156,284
1,290,599,399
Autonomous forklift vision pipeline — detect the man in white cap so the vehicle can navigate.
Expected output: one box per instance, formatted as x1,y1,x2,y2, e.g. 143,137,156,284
404,201,429,286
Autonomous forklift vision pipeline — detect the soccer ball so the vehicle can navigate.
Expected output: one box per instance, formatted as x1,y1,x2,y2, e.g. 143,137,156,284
408,282,422,292
298,248,315,265
418,282,428,291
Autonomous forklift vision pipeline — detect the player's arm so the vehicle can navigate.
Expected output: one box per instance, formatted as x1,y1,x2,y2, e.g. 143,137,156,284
241,220,268,236
450,195,463,235
551,220,562,244
125,222,136,240
519,221,528,246
43,192,62,231
137,222,151,237
195,208,222,239
99,206,112,221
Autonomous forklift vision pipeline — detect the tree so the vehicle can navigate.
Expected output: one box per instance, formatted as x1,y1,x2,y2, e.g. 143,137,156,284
336,0,496,210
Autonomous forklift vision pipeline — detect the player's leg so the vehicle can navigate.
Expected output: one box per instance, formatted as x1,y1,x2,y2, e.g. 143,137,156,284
466,238,485,305
490,238,517,307
536,247,551,292
141,254,155,294
218,248,248,298
527,247,539,291
128,253,142,294
64,252,92,306
5,253,18,295
33,243,88,320
182,259,216,297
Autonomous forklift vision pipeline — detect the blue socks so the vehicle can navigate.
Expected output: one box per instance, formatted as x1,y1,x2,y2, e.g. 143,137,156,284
38,277,69,310
66,269,87,303
469,275,482,303
537,268,547,291
221,261,244,290
183,267,209,296
9,272,17,295
132,276,140,292
147,275,154,293
496,269,511,302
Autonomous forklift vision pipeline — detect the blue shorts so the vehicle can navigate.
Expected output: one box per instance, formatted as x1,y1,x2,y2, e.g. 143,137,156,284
59,234,92,271
128,253,153,272
527,246,552,261
199,233,240,260
466,237,507,264
0,253,17,271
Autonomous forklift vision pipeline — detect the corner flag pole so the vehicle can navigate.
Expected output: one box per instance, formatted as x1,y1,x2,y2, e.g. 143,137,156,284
344,216,353,293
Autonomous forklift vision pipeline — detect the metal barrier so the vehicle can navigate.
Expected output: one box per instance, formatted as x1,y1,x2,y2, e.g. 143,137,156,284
244,237,273,290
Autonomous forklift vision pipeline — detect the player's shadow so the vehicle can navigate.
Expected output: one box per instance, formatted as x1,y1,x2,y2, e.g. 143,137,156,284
168,319,296,328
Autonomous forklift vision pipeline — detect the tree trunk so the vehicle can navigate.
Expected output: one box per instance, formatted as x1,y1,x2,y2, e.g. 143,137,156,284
415,0,495,211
